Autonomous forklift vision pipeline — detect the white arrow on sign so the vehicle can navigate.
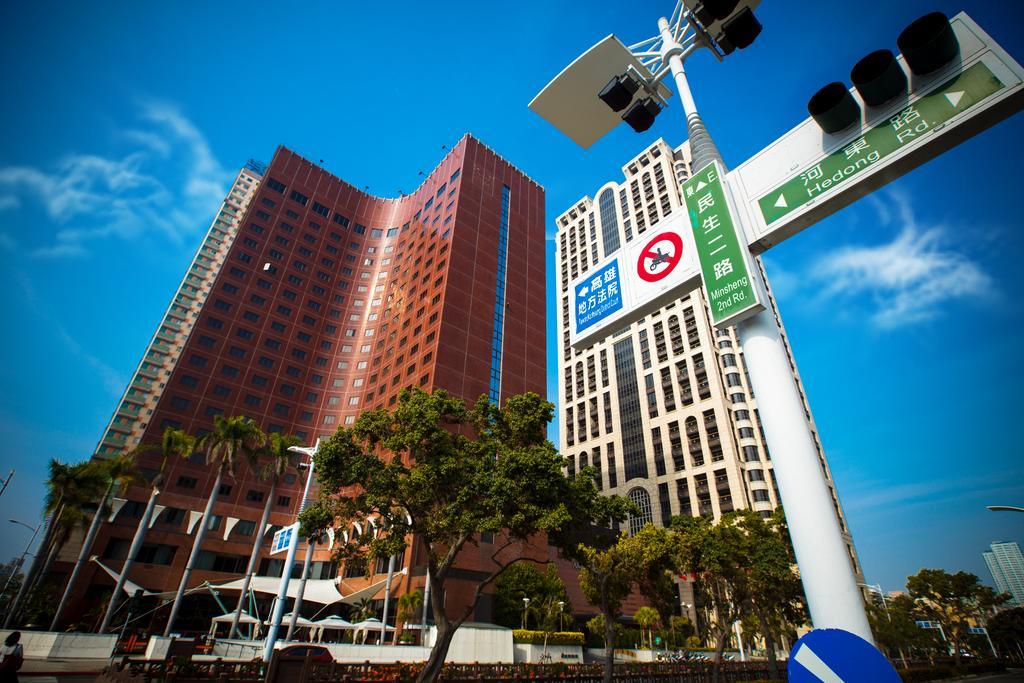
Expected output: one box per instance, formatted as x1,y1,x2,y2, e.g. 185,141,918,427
793,643,845,683
695,180,707,191
773,193,787,208
945,90,965,107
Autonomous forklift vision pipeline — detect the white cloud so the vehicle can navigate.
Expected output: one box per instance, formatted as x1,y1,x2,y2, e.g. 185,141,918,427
778,192,992,329
0,101,231,258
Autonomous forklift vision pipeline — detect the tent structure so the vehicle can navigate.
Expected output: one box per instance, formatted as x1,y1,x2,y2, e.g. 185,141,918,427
209,611,261,638
264,612,317,628
312,615,356,643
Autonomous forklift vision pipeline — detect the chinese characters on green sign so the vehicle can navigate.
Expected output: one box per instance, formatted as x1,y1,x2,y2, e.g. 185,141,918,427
759,61,1005,225
683,162,763,326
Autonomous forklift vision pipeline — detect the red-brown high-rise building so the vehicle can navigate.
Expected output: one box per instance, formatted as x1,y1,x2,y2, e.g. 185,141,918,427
52,135,545,631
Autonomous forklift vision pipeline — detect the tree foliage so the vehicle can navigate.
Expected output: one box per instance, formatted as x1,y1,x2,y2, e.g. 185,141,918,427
673,509,804,681
577,524,677,683
907,568,1009,664
305,388,629,683
494,562,569,629
987,606,1024,657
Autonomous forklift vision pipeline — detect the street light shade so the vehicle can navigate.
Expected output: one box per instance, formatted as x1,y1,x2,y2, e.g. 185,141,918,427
851,49,908,107
622,98,661,133
598,74,640,112
898,12,959,76
987,505,1024,513
719,7,762,53
807,82,861,133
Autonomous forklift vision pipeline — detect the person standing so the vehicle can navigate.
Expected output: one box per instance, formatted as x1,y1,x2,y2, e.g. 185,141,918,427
0,631,23,683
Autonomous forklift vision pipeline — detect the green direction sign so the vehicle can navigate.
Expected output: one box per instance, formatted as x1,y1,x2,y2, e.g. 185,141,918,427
683,162,762,326
758,61,1005,225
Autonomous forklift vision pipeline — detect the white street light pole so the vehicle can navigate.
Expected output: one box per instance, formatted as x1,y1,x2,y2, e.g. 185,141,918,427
651,7,873,645
1,519,39,612
262,439,319,662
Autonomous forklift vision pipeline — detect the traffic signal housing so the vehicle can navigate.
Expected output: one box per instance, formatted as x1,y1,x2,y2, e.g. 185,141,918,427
598,73,640,112
622,98,661,133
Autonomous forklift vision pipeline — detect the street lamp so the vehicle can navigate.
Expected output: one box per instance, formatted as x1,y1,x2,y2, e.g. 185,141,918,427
557,600,565,632
522,597,530,630
987,505,1024,513
2,519,41,622
263,440,320,662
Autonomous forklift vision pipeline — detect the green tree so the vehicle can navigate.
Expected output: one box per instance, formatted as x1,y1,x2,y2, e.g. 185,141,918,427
51,451,141,629
5,459,105,628
987,606,1024,659
865,592,931,667
907,568,1009,665
229,432,301,637
673,512,756,683
303,388,627,683
100,428,194,633
494,562,569,629
396,588,424,642
577,524,678,683
634,606,661,649
736,509,807,679
164,416,265,635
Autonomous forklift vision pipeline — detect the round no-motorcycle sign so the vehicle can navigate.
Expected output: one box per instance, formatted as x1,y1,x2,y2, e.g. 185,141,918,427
637,232,683,282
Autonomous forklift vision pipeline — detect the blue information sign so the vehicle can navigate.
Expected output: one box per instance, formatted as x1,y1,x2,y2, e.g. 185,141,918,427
574,259,623,333
789,629,899,682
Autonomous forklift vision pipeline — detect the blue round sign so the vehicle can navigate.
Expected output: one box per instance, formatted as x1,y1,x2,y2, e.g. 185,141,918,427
788,629,900,682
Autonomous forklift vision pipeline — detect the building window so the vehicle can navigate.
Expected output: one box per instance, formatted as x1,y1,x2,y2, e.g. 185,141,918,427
246,490,265,503
488,185,512,402
627,488,653,535
176,476,197,489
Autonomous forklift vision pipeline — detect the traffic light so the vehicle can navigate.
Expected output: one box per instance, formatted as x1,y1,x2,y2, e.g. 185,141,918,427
851,49,907,106
898,12,960,76
717,8,762,55
807,11,961,133
622,98,661,133
807,82,861,134
686,1,763,56
598,73,640,112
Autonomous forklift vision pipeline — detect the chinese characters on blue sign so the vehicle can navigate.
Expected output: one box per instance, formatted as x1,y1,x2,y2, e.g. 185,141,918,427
575,260,623,333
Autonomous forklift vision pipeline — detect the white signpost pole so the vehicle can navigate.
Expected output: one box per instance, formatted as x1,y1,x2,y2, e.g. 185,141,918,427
658,15,874,641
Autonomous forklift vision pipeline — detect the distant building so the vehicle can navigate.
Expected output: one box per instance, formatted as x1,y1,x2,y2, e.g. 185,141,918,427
552,137,864,625
984,541,1024,605
50,136,546,630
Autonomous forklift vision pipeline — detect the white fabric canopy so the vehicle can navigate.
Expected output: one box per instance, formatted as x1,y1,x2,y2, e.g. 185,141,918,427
351,618,395,631
212,611,260,625
91,558,162,597
265,613,316,627
314,616,356,630
209,576,346,605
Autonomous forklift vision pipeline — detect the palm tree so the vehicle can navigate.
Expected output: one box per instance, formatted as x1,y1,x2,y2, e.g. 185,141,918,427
228,432,300,638
5,460,104,627
164,415,265,636
353,596,377,644
396,588,424,642
51,451,141,630
634,606,661,650
100,428,195,633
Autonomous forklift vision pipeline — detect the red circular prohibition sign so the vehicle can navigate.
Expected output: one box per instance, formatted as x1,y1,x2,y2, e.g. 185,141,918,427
637,232,683,282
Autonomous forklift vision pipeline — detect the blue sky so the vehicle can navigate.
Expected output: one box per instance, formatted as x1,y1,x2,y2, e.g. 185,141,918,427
0,1,1021,596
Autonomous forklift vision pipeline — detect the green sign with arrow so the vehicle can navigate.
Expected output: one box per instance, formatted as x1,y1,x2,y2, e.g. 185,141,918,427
758,61,1005,225
683,161,763,327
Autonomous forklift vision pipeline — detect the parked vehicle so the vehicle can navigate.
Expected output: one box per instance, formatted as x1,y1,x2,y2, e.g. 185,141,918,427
277,645,333,663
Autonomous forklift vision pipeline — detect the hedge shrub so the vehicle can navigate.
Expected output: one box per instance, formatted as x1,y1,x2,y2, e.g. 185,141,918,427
512,630,585,646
